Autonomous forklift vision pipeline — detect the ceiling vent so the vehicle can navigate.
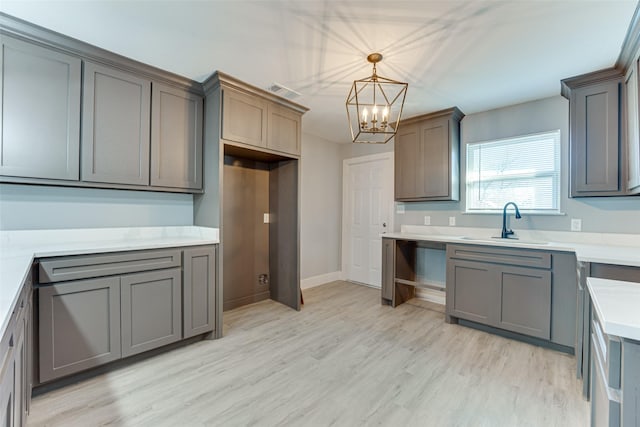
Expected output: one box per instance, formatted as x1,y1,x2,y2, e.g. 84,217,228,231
267,82,302,99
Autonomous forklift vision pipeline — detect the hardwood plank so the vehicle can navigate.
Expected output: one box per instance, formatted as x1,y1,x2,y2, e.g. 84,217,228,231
28,281,588,426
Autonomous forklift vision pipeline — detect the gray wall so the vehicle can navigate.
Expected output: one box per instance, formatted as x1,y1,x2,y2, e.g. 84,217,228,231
0,184,193,230
300,133,343,279
395,96,640,234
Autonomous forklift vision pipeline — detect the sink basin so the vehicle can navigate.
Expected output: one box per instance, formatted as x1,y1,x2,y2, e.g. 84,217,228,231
459,236,549,246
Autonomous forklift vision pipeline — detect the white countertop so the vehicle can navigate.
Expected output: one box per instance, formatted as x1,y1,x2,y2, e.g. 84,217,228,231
0,226,219,340
587,277,640,341
383,225,640,267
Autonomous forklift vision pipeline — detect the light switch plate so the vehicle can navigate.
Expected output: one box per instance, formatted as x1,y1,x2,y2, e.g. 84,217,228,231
263,213,270,224
424,215,431,225
449,216,456,226
571,218,582,232
396,203,405,214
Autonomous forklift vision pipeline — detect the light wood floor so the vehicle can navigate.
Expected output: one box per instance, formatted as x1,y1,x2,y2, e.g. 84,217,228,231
28,281,589,426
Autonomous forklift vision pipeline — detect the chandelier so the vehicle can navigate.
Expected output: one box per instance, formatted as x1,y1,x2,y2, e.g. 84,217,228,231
346,53,408,144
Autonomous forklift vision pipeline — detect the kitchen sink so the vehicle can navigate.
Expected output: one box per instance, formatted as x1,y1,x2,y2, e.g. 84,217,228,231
459,236,549,245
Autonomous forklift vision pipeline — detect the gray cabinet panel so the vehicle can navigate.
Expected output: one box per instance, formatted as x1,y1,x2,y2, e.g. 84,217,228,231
0,344,14,427
394,108,462,201
151,83,203,189
267,103,301,156
38,277,121,383
571,79,622,196
622,340,640,426
381,238,394,302
39,249,181,283
447,244,551,269
394,124,419,200
419,117,450,198
625,59,640,194
82,61,151,185
12,308,25,427
183,246,216,338
447,259,495,324
498,266,551,339
121,269,182,357
0,36,81,181
591,337,621,427
221,88,267,147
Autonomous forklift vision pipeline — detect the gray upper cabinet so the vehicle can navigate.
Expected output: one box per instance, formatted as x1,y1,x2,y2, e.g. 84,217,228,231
268,103,301,156
217,78,306,158
625,54,640,194
0,36,81,181
394,107,463,201
151,83,203,189
81,61,151,185
221,87,268,147
183,246,216,339
562,69,623,197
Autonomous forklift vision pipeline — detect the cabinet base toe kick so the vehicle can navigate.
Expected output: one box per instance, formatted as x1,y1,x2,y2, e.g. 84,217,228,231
453,318,575,355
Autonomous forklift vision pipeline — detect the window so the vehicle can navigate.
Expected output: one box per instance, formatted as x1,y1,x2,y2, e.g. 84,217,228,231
465,130,561,213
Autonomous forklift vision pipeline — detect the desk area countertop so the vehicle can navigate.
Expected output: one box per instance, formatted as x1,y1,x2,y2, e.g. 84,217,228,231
383,225,640,268
0,226,219,339
587,277,640,341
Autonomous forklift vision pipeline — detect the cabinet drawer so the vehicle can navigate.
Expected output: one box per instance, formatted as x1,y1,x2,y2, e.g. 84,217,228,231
592,311,622,389
447,244,551,269
39,249,181,283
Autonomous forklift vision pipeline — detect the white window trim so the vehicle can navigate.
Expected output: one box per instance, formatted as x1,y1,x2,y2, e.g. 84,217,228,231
464,129,562,214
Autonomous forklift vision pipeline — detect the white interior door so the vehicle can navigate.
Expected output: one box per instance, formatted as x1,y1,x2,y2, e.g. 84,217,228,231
343,153,393,288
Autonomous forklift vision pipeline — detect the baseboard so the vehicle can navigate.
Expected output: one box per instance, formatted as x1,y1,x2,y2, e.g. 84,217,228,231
301,271,342,289
415,287,446,305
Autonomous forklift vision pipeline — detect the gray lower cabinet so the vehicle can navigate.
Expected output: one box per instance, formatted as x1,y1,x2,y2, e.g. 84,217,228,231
0,35,81,181
590,306,640,427
0,274,33,427
81,61,151,186
183,246,216,338
38,277,122,383
562,69,624,197
381,238,395,303
121,269,182,357
151,83,203,189
446,244,568,343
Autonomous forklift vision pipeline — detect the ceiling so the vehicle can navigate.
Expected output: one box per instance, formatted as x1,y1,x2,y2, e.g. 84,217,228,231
1,1,637,144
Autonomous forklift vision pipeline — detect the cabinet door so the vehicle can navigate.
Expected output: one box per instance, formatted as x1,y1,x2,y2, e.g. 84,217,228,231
497,265,551,339
418,117,451,199
0,36,81,181
82,61,151,185
394,123,419,200
571,80,621,196
151,83,203,189
268,104,301,156
625,59,640,194
446,259,496,325
39,277,121,383
0,348,14,427
381,239,395,302
221,88,267,147
121,269,181,357
183,246,216,338
12,309,25,427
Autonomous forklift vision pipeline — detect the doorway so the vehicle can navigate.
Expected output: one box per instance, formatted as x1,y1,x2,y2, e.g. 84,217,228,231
342,152,394,288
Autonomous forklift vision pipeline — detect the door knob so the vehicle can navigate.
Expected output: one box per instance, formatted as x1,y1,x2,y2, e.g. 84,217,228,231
383,222,387,227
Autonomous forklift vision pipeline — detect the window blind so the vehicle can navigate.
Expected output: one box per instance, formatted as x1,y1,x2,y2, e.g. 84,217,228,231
466,130,561,212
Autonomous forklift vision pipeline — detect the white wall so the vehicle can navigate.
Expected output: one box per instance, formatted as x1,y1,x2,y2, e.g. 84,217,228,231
0,184,193,230
395,96,640,234
300,133,343,281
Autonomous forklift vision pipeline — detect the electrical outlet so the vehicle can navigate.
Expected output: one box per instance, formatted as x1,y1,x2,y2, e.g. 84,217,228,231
424,215,431,225
449,216,456,226
571,218,582,232
396,203,405,214
263,213,270,224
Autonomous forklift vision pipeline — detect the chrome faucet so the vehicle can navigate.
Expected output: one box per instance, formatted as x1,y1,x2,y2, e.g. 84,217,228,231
501,202,522,238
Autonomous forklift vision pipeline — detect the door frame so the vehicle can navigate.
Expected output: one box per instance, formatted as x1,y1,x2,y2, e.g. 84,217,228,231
341,151,395,285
